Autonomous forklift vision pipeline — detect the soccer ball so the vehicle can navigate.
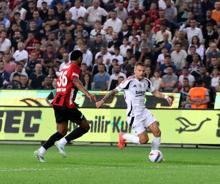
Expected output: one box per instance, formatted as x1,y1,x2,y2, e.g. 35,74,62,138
148,150,163,163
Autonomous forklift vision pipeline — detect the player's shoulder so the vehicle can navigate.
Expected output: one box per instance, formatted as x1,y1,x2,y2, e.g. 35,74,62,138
143,77,152,84
117,75,135,90
120,75,135,84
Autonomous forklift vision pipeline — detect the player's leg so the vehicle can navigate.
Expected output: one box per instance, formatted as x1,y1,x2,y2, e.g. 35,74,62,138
56,108,90,155
34,106,68,162
34,122,68,162
118,117,148,149
148,121,161,151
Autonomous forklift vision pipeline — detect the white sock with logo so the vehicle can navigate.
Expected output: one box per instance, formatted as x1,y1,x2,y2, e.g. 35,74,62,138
151,137,161,150
38,146,46,155
122,133,140,144
59,137,68,146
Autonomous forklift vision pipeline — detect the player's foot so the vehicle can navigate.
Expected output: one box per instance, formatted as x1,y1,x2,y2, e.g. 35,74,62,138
34,150,46,163
55,142,66,157
118,132,126,150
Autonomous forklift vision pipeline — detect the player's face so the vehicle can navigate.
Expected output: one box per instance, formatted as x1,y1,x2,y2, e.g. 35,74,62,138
134,65,145,80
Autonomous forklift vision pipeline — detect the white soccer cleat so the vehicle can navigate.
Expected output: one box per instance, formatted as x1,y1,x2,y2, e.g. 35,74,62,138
55,142,67,157
34,150,46,163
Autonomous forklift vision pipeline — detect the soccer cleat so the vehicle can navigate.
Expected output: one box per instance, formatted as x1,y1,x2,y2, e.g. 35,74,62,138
55,142,67,157
118,132,126,150
34,150,46,163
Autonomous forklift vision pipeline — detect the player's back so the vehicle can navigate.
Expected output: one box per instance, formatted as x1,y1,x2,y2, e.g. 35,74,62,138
53,63,81,108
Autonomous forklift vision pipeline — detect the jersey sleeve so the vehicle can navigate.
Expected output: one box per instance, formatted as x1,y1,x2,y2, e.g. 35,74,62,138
69,64,80,80
115,78,132,92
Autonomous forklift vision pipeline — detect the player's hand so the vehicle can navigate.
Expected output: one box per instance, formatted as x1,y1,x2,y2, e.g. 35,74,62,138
96,100,104,108
165,96,173,106
87,94,96,102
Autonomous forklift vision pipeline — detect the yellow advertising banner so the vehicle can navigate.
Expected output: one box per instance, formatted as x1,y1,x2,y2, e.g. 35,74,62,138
0,107,220,144
0,90,180,109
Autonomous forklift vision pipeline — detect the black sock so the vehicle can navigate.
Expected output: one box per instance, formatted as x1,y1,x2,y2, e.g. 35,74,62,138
43,132,64,150
65,127,88,142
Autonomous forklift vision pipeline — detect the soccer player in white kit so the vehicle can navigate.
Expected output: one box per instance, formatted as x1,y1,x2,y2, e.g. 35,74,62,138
96,62,172,150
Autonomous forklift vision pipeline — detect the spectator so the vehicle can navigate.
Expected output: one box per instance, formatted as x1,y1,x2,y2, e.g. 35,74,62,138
112,46,123,65
171,43,187,72
120,37,131,58
38,1,49,20
128,2,144,21
103,10,122,33
164,0,177,23
211,2,220,24
0,30,11,52
0,11,10,29
160,66,178,92
10,62,27,81
160,54,176,75
155,23,172,44
80,44,93,68
187,79,210,109
29,63,45,89
203,23,218,49
150,70,162,91
206,42,220,63
20,74,29,89
115,1,128,22
5,73,21,89
178,67,195,87
92,63,110,90
13,42,28,62
69,0,87,22
89,33,107,56
86,0,108,27
188,35,205,60
3,52,16,74
180,19,203,43
0,60,10,88
82,72,92,90
90,20,106,40
179,77,191,108
95,46,112,67
211,68,220,91
108,64,126,90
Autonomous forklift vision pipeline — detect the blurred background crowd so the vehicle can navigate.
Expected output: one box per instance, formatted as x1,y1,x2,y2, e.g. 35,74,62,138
0,0,219,108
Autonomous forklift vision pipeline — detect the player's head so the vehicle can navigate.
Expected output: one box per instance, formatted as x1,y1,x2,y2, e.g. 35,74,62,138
134,62,145,80
70,50,83,65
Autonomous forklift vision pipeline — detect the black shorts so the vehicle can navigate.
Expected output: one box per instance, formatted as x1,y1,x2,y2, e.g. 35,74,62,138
53,105,85,124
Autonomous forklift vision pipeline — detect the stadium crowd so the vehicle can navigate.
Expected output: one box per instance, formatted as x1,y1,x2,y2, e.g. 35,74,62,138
0,0,219,108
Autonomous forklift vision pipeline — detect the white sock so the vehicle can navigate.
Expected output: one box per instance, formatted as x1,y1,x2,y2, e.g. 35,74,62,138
122,133,140,144
151,137,161,150
38,146,46,155
59,137,68,146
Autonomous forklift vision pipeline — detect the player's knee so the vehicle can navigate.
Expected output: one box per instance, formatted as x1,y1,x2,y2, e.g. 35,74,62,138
80,122,90,132
154,129,161,137
84,124,90,132
139,136,149,144
58,129,67,136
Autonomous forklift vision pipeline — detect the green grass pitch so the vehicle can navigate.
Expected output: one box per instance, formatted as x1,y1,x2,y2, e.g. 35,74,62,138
0,144,220,184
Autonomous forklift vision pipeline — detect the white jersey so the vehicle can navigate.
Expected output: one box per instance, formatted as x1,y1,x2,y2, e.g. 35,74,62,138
116,76,155,117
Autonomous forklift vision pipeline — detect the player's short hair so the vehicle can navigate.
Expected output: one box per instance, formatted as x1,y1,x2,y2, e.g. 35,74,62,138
135,62,145,67
70,50,83,60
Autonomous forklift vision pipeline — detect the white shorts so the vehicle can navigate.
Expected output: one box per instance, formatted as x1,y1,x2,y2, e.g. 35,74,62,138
127,109,157,135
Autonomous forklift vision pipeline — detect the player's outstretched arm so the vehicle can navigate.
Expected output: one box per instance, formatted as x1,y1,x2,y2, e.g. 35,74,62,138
152,90,173,106
96,89,118,108
73,77,96,102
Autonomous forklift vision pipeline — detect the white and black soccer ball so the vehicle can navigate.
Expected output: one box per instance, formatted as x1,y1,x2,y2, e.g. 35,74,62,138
148,150,163,163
